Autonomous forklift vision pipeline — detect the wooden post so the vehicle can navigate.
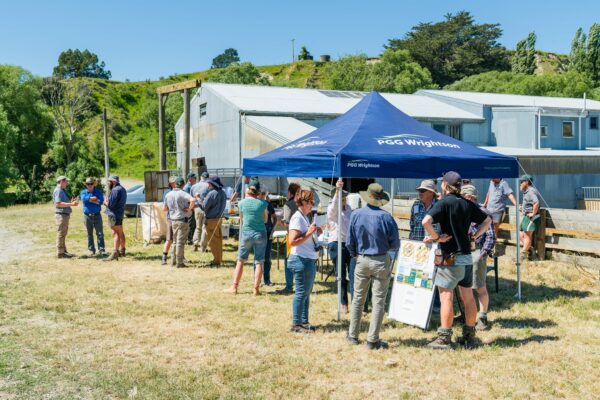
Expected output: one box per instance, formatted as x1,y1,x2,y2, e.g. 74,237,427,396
535,208,547,260
182,88,191,179
158,94,167,171
102,108,110,183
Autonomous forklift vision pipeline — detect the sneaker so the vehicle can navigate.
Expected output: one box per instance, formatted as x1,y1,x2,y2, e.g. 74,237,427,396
475,317,489,331
176,262,192,268
88,250,96,257
346,335,360,345
276,287,294,295
301,323,319,331
63,251,76,258
57,253,71,259
290,325,313,334
366,340,389,350
428,330,453,350
98,250,106,257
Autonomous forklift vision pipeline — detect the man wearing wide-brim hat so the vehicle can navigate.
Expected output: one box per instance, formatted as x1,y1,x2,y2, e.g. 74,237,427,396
53,175,79,258
199,176,227,266
409,179,440,242
346,183,400,350
80,177,106,257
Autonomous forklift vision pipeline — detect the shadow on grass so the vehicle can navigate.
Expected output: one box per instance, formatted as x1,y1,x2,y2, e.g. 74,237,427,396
492,317,557,329
486,334,559,347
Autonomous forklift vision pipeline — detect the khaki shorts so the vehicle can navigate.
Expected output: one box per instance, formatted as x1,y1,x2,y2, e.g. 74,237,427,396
166,219,173,241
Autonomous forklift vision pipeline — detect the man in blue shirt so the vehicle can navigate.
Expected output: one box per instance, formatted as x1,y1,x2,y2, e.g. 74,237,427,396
103,175,127,261
80,177,105,257
346,183,399,350
201,176,227,266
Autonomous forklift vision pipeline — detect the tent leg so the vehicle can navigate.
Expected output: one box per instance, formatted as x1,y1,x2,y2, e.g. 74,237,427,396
337,178,343,322
391,179,395,218
514,178,521,300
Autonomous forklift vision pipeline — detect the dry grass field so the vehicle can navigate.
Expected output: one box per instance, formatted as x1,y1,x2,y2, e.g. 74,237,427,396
1,204,599,399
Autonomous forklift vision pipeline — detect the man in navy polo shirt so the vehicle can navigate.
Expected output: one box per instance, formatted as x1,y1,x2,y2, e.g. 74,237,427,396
103,175,127,261
80,177,105,257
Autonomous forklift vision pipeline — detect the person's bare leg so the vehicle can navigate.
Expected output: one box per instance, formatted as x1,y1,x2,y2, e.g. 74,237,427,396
522,231,533,253
254,262,263,294
163,240,172,254
226,260,244,294
438,288,454,328
458,286,477,327
476,287,489,313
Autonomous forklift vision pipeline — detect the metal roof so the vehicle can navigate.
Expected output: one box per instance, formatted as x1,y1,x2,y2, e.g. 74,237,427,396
244,116,315,144
418,90,600,111
480,146,600,157
202,83,485,121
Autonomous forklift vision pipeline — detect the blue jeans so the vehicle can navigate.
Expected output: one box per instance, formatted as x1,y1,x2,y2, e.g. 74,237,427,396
83,213,105,252
284,257,294,290
288,254,317,325
254,239,273,284
328,242,352,305
238,230,267,262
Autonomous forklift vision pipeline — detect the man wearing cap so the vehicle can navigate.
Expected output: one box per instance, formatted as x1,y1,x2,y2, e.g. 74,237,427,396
184,173,197,245
461,185,496,331
422,171,491,349
409,179,440,241
327,180,354,313
201,176,227,266
164,177,196,268
80,177,105,257
191,171,210,252
53,176,79,258
519,175,541,260
346,183,400,350
103,175,127,261
483,178,517,238
161,176,177,265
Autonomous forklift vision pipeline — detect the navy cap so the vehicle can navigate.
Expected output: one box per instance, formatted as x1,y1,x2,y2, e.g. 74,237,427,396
443,171,461,186
175,177,185,186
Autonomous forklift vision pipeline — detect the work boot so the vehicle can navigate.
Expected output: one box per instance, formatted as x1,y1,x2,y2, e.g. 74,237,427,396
57,253,73,259
119,248,126,257
457,325,477,349
176,262,192,268
346,335,360,345
161,254,168,266
63,251,76,258
103,251,119,262
427,328,453,350
366,340,389,350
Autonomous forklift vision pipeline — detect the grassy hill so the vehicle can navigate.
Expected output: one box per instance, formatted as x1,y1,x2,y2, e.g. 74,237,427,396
82,61,328,179
85,54,570,180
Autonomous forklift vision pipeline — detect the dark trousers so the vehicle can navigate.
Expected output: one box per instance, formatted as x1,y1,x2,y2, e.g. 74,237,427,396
328,241,352,306
84,213,105,252
187,215,196,244
254,239,273,284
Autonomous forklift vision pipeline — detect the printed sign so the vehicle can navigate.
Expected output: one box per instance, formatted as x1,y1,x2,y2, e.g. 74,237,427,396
388,240,437,329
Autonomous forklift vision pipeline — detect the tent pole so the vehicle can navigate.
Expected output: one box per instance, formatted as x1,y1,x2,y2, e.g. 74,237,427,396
515,178,521,300
336,177,343,321
391,179,395,219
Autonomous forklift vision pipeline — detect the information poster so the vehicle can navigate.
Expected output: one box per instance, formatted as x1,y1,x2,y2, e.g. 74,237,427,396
388,240,437,329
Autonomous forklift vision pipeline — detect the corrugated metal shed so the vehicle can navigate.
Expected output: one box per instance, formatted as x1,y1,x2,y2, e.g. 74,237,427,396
244,116,315,143
418,90,600,111
203,83,484,121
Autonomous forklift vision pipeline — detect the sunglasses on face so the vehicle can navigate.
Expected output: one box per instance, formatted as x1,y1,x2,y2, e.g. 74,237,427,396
418,189,428,193
86,183,94,186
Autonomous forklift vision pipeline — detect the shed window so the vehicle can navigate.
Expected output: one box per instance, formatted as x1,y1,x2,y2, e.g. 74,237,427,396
540,126,548,137
447,124,461,140
199,103,207,119
562,121,574,138
591,117,598,130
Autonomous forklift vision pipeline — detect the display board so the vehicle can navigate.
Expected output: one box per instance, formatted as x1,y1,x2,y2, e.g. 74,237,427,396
388,240,437,329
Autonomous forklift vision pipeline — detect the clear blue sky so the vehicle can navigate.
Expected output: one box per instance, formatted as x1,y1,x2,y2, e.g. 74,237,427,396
1,0,598,81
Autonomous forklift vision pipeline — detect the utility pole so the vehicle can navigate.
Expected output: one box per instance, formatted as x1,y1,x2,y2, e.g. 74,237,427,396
102,108,110,188
291,38,295,63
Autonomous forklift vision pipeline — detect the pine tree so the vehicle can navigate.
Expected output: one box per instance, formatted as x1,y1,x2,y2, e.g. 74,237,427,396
512,32,537,74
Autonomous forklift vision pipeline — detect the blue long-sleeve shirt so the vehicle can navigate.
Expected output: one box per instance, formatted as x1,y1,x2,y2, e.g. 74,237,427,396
80,188,104,214
201,188,227,219
106,184,127,219
346,205,400,257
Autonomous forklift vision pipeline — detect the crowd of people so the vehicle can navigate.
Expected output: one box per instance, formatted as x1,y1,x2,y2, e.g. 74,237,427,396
53,170,542,350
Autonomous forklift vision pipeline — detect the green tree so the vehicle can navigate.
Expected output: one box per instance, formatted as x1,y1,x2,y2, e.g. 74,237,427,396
386,11,510,86
447,70,596,99
511,32,537,74
569,28,588,74
587,23,600,85
323,50,434,93
207,62,270,85
53,49,111,79
569,24,600,86
211,48,240,69
0,65,54,189
298,46,312,61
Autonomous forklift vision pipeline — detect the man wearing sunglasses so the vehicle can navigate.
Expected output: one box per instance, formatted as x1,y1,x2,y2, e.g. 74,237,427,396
80,177,106,257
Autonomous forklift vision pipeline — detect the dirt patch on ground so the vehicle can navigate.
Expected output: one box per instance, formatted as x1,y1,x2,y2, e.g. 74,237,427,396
0,219,40,263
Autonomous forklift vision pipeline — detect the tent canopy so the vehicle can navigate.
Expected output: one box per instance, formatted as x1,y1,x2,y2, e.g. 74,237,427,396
243,91,518,179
